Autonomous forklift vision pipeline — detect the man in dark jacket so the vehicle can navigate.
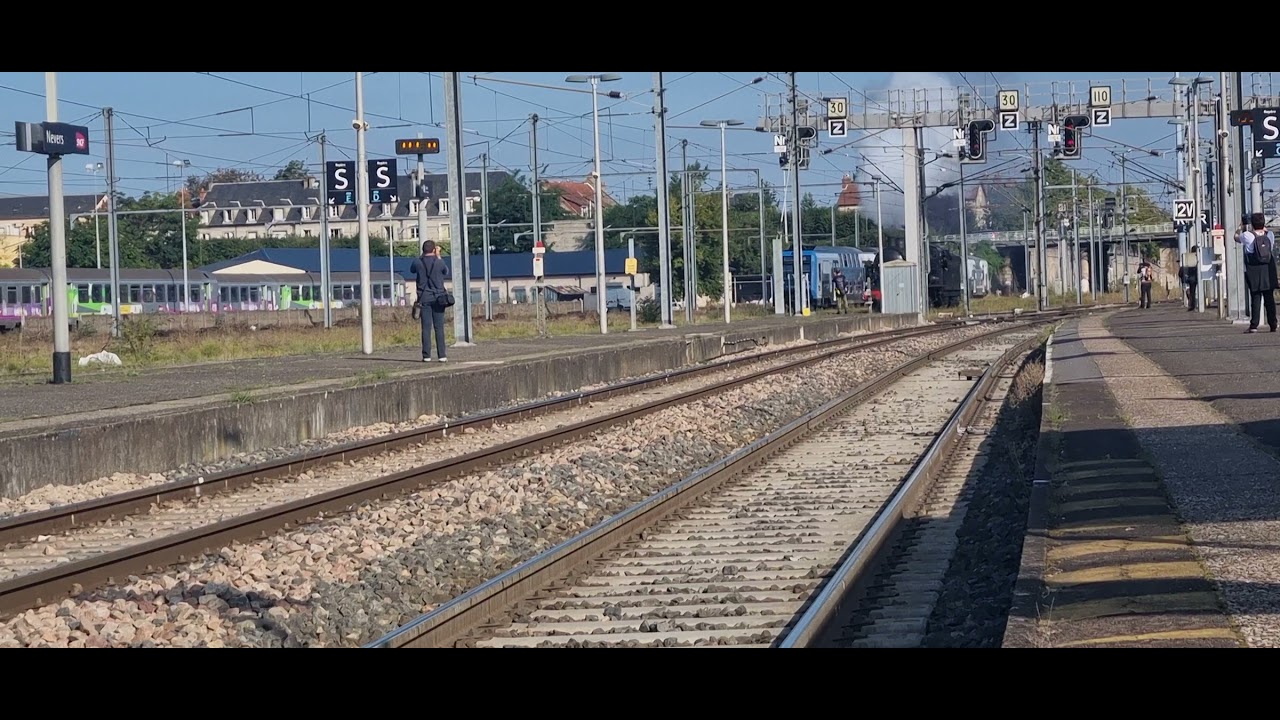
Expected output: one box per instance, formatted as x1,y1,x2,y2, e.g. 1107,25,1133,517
410,240,450,360
1235,212,1278,333
832,267,849,314
1178,247,1199,311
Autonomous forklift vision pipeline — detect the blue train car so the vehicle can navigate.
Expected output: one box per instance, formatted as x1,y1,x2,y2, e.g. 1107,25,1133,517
781,246,867,310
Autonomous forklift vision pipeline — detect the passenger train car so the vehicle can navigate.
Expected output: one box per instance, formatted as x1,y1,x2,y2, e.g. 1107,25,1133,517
780,246,868,310
0,268,405,330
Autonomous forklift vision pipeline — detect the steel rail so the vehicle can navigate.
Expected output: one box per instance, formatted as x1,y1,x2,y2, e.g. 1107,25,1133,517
776,331,1044,647
0,318,1015,617
365,319,1056,649
0,320,964,549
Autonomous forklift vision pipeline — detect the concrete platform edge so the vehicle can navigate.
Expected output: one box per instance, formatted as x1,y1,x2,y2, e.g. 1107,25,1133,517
1002,324,1059,648
0,314,915,499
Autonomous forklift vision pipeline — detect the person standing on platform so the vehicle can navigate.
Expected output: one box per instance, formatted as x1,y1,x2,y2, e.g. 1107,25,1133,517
832,267,849,314
1235,213,1278,333
1179,247,1199,311
1137,261,1153,309
411,240,451,361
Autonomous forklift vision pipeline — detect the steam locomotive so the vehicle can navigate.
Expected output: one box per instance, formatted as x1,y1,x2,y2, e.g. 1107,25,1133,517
862,245,990,312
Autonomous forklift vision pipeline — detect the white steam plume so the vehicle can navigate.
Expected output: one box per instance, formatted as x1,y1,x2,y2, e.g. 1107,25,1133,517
853,72,963,229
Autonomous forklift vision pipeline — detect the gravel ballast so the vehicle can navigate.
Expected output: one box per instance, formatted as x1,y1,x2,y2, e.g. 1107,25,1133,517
0,334,835,519
0,324,994,648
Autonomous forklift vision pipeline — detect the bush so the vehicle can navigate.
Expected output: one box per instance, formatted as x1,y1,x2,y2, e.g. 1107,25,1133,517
637,297,661,324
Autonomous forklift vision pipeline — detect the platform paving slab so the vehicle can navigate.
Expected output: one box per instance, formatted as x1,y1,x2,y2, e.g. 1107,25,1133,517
1004,317,1245,648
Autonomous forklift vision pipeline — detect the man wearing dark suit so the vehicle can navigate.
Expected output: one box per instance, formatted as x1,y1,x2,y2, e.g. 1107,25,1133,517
1235,213,1278,333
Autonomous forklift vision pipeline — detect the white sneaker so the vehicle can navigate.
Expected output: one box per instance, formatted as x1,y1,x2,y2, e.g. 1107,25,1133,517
438,357,448,362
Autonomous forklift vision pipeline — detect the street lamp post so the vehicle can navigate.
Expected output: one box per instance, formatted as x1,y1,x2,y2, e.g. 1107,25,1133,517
566,73,622,334
87,162,103,269
173,159,191,310
701,118,743,324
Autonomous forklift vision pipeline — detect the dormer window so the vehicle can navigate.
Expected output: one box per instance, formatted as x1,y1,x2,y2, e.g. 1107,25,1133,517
327,206,339,219
200,210,211,225
273,208,285,222
465,197,478,214
381,203,393,217
409,200,420,214
438,198,450,214
223,210,233,224
299,207,311,221
246,208,258,223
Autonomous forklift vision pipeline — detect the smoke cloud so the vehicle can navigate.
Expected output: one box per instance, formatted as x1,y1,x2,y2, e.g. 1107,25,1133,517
853,72,963,229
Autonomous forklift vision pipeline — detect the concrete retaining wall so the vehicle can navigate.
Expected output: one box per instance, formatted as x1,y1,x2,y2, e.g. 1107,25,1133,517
0,313,916,498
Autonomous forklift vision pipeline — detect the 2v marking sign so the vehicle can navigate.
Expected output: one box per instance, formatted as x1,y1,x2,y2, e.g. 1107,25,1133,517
1174,199,1196,222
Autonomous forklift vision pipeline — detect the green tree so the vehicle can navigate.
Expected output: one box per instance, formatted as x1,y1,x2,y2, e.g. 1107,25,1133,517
22,191,200,269
471,172,567,253
273,160,308,181
186,167,265,197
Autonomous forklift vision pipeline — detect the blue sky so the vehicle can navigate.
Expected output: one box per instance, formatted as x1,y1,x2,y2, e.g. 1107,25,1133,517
0,71,1202,226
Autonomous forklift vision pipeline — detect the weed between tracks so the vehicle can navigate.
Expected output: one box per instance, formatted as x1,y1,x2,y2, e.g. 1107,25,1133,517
920,346,1047,648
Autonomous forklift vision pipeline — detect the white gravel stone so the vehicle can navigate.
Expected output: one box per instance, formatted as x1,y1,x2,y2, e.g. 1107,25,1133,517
0,324,989,648
0,335,830,519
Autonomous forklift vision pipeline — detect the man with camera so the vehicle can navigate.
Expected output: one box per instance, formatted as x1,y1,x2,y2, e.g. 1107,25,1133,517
1235,212,1278,333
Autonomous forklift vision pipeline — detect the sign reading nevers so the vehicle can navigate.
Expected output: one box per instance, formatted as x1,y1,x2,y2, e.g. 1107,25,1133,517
14,120,91,156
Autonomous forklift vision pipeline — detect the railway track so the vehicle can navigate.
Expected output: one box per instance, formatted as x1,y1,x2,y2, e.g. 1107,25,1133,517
815,344,1037,648
0,315,1043,618
364,324,1048,648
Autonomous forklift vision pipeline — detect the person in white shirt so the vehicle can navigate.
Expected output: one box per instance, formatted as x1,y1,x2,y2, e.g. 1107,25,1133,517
1235,212,1278,333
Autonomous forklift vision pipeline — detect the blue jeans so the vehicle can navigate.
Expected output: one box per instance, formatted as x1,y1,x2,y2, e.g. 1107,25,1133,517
421,304,446,359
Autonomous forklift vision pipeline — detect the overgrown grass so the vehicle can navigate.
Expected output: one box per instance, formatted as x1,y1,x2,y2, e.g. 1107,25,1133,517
0,303,792,379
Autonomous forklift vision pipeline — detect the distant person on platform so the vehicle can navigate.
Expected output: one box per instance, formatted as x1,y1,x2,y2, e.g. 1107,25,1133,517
832,267,849,314
1235,212,1278,333
1137,261,1153,309
411,240,451,361
1178,246,1199,311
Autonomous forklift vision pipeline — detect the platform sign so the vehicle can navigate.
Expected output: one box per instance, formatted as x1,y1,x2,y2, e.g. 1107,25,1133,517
625,257,638,275
14,121,90,156
1174,199,1196,222
326,160,356,206
1253,108,1280,159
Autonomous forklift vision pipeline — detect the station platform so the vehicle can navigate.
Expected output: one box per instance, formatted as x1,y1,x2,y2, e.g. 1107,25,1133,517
1005,305,1280,648
0,313,844,429
0,311,916,498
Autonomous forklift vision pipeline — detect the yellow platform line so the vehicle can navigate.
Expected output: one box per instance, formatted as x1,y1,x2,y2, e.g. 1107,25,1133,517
1055,627,1239,647
1046,537,1190,562
1048,561,1206,585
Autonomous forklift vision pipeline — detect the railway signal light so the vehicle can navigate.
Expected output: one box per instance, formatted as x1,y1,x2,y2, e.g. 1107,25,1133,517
962,119,995,163
1060,115,1090,159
